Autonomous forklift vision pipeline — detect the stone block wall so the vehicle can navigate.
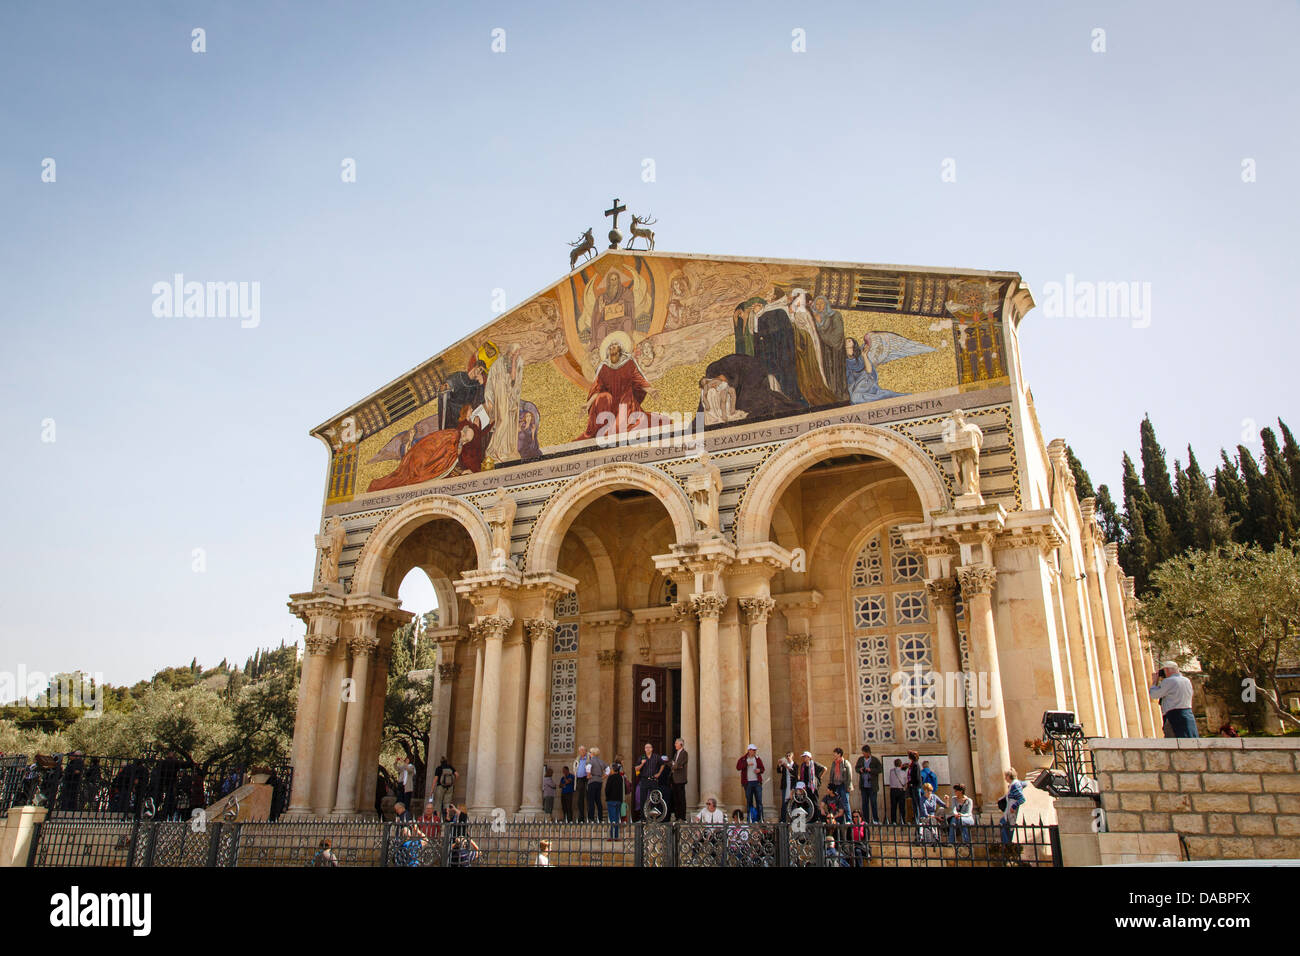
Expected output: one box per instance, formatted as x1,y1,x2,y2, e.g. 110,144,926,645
1092,737,1300,860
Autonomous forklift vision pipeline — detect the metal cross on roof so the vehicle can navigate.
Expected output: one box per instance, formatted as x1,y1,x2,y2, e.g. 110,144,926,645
604,197,627,249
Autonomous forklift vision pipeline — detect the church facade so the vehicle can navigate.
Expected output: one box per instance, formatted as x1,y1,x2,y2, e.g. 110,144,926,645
286,249,1159,819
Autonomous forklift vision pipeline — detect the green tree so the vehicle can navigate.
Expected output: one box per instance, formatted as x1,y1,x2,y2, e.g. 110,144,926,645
1065,445,1095,500
1139,416,1180,543
1215,451,1251,544
1139,543,1300,732
1261,428,1298,547
1177,448,1232,552
379,620,435,795
1095,484,1124,545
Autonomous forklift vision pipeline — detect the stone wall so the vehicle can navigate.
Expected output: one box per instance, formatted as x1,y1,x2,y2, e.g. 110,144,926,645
1092,737,1300,861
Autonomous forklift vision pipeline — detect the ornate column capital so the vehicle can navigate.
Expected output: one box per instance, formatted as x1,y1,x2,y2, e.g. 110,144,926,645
924,577,958,608
287,594,345,628
957,563,998,596
437,661,461,682
739,596,776,623
348,634,380,657
523,618,558,645
596,649,622,668
690,592,726,621
784,633,812,654
305,633,338,656
671,600,694,623
469,615,514,642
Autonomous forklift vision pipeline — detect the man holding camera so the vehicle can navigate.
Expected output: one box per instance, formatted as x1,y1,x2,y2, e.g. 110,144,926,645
1149,660,1198,738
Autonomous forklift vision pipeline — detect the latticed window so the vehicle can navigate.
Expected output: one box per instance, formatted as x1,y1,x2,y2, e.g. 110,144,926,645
548,590,580,754
850,527,939,745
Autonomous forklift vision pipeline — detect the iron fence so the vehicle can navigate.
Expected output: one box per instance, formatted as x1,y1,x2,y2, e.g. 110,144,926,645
0,754,292,821
28,817,1060,868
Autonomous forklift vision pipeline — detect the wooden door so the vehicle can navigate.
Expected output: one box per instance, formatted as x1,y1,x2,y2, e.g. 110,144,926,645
633,664,668,757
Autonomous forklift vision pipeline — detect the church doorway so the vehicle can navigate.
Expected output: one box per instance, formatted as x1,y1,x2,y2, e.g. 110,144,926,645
631,664,682,756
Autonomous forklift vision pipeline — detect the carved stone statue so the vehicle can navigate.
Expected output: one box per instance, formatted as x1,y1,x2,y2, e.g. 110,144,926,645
485,486,517,570
684,449,723,538
941,408,984,503
315,516,346,588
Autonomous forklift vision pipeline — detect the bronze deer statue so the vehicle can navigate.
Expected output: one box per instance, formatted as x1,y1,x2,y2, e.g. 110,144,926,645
626,214,656,251
568,228,596,270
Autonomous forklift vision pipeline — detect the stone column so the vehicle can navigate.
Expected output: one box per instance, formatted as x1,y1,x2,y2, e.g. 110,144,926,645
1081,500,1126,735
286,604,341,817
1059,537,1103,736
1084,556,1125,734
358,643,390,815
582,610,630,755
785,634,813,752
1103,544,1142,737
333,621,379,815
497,622,529,814
925,578,975,792
312,640,350,815
469,615,512,815
718,598,745,810
519,618,557,817
739,596,776,814
424,626,464,798
596,649,622,755
957,564,1011,812
674,600,700,813
693,592,726,810
465,634,485,809
1122,578,1156,737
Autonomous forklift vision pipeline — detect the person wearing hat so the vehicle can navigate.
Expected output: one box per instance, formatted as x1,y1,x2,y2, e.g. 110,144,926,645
797,750,826,804
1150,661,1198,738
735,745,766,821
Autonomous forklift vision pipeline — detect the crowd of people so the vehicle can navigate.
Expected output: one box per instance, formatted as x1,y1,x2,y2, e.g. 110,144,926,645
399,743,1029,849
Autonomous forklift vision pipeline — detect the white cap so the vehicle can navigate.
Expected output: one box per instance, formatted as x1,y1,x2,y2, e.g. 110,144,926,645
794,781,806,789
802,751,813,757
746,743,757,751
1161,660,1179,671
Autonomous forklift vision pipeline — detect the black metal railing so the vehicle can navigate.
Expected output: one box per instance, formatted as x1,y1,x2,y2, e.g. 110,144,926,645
0,754,292,821
1046,729,1098,798
28,817,1060,868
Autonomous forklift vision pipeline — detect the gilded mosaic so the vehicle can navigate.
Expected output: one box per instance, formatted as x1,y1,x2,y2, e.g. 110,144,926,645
321,252,1012,503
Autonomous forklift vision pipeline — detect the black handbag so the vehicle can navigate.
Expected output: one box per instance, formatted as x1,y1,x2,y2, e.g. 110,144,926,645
997,796,1007,811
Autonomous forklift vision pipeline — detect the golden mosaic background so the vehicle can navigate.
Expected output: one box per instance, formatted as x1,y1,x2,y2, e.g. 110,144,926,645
346,254,990,495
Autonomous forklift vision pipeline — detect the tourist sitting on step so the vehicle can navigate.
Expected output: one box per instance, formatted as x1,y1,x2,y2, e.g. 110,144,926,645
945,784,975,850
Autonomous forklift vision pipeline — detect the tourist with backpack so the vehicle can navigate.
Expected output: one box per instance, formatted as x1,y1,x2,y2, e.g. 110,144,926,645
431,756,457,813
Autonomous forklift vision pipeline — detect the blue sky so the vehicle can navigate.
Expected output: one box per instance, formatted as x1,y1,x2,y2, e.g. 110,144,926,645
1,1,1296,685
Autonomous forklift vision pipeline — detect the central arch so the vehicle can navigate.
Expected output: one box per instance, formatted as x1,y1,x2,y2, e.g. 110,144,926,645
526,461,695,572
734,423,950,549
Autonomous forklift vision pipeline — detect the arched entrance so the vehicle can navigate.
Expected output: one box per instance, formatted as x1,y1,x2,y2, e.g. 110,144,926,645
287,494,491,817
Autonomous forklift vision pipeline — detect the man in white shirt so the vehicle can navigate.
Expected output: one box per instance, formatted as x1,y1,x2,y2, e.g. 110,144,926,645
574,746,590,822
1149,661,1198,738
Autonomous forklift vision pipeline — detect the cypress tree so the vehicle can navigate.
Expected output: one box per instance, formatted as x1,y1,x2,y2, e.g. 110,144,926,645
1238,446,1278,549
1261,428,1298,546
1172,459,1194,551
1095,483,1124,544
1279,420,1300,501
1215,451,1252,544
1119,454,1156,590
1181,448,1232,550
1065,445,1096,500
1139,415,1180,546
